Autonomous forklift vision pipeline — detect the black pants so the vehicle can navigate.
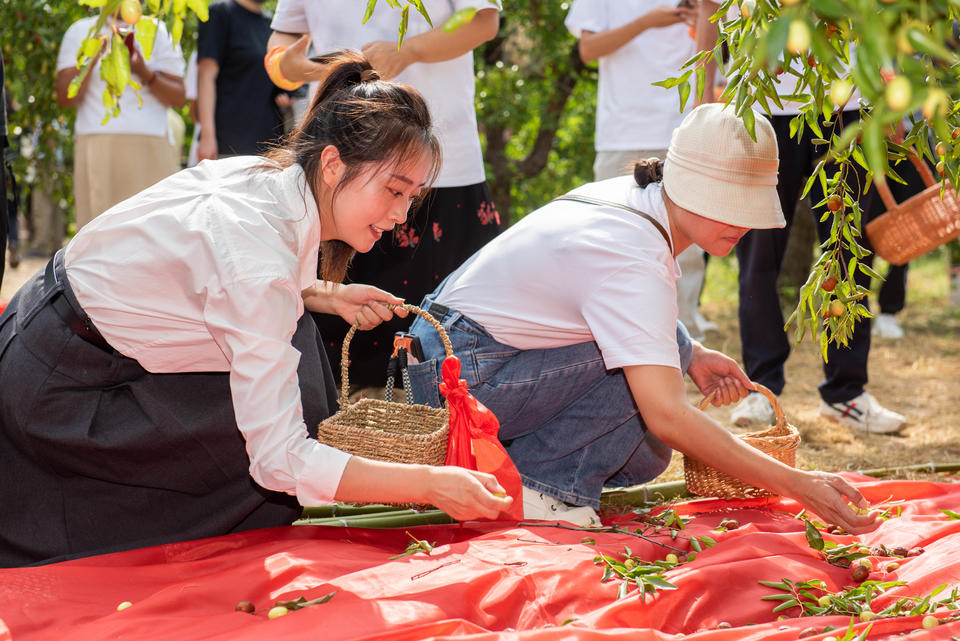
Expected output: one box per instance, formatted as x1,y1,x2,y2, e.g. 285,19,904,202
0,151,7,289
0,255,338,567
737,112,882,403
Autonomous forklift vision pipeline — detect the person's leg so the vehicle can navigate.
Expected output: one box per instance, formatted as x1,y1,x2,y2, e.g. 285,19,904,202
736,115,807,396
73,134,95,231
406,305,677,510
0,154,7,287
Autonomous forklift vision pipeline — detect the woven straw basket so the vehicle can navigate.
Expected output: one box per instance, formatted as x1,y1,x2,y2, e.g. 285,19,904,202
865,153,960,266
315,304,453,466
683,385,800,499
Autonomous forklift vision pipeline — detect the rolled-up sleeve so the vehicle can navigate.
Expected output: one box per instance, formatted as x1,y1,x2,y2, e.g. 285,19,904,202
203,276,350,505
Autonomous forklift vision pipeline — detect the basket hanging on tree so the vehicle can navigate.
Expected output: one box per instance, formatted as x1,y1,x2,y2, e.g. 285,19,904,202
684,384,801,499
866,152,960,265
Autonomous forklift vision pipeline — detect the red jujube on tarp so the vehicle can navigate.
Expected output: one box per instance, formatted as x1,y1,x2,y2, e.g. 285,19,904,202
439,355,524,520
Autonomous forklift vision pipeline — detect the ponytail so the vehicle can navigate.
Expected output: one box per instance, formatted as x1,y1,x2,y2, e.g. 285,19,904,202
262,50,441,283
633,158,664,188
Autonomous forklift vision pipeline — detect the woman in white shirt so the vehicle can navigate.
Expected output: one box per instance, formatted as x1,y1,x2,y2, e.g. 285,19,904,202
0,51,510,567
407,104,880,534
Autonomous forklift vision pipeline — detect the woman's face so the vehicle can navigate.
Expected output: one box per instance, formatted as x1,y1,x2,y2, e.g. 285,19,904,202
319,147,434,252
683,211,750,257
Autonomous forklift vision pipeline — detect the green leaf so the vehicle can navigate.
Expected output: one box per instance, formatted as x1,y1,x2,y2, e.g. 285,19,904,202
443,7,477,33
741,105,757,141
772,599,800,613
678,80,691,112
652,70,693,90
171,15,183,44
80,37,102,61
862,118,887,181
942,509,960,520
805,520,825,551
186,0,208,22
410,0,432,27
363,0,378,23
646,576,679,590
398,4,409,48
135,18,157,61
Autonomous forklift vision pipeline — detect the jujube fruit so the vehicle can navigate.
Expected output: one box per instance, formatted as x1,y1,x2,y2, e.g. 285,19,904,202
851,564,870,582
119,0,142,25
829,300,845,317
235,601,255,614
826,194,843,211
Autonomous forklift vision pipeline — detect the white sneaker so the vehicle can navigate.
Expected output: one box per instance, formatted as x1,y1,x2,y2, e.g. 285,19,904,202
521,487,599,527
730,392,777,427
693,309,719,333
819,392,906,434
872,313,904,340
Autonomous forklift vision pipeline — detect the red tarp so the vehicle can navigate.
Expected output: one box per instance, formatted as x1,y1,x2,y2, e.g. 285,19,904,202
3,474,960,641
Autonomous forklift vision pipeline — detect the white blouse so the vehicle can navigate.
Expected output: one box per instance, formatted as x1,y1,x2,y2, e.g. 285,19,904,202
64,156,351,506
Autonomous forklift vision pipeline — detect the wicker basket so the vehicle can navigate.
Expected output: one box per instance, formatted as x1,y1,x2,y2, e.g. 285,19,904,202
315,304,453,466
865,153,960,266
683,385,800,499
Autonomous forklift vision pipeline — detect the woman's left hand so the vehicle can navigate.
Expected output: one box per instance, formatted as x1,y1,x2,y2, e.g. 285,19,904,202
686,343,752,406
360,40,413,80
302,282,408,329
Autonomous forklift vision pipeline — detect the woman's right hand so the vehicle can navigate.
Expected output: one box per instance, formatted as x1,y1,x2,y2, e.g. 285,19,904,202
334,457,512,521
643,5,696,29
786,470,881,534
423,467,514,521
197,130,218,162
278,34,324,83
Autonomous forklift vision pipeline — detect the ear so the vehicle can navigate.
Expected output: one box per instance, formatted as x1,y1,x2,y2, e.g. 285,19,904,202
320,145,345,190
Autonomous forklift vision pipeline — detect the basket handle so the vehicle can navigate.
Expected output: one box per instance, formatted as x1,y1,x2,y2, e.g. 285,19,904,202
339,303,454,405
697,383,786,430
876,147,937,213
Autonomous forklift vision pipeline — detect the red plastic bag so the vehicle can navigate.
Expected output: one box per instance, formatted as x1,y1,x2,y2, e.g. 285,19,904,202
439,356,524,520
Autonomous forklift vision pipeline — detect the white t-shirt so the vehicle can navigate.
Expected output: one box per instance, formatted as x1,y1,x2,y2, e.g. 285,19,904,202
566,0,695,151
271,0,495,188
56,16,185,137
438,177,682,370
64,157,351,506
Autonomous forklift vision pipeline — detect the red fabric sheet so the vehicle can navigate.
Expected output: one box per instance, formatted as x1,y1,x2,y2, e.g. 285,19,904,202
3,475,960,641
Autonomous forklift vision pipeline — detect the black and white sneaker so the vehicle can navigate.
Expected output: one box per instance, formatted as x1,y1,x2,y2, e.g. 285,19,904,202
819,392,906,434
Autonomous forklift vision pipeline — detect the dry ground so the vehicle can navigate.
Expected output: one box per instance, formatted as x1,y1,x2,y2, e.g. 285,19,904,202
668,249,960,483
4,248,959,482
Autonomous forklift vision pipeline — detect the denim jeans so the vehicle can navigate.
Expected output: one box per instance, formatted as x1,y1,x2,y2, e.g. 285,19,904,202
407,295,694,509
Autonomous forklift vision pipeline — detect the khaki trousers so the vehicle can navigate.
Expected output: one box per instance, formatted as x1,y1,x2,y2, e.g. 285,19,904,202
73,133,179,230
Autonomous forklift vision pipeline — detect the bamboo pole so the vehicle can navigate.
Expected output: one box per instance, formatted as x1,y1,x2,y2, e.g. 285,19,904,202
294,463,960,529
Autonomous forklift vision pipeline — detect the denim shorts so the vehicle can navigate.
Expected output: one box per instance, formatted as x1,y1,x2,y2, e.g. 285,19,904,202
406,294,694,508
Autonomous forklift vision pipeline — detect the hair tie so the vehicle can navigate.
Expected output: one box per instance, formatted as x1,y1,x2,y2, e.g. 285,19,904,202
360,69,380,83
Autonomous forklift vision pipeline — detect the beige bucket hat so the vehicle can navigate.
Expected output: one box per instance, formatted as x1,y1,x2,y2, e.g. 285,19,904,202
662,103,785,229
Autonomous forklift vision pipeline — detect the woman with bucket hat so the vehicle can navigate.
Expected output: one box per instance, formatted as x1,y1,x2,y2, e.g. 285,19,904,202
406,103,880,533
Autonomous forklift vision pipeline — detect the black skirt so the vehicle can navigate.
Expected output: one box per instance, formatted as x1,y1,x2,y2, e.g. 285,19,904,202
0,255,338,567
313,181,502,389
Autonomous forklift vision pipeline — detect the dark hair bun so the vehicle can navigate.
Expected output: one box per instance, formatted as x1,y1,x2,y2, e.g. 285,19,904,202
633,158,664,187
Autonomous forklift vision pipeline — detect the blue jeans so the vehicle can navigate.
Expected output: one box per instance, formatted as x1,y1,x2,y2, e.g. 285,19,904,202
407,295,694,509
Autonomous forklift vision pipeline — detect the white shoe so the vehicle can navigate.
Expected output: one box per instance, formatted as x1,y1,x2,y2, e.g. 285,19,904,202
730,392,777,427
819,392,906,434
521,487,599,527
872,313,904,340
693,309,719,333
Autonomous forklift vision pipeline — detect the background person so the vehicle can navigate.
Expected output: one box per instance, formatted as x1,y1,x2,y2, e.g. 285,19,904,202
55,11,185,231
268,0,503,390
405,104,879,535
565,0,717,342
0,52,510,568
196,0,291,160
